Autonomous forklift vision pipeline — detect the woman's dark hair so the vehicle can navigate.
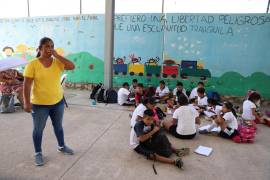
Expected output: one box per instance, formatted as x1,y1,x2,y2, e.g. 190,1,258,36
144,109,154,117
248,92,261,102
132,79,138,83
223,101,237,118
178,94,189,106
177,81,183,87
36,37,54,57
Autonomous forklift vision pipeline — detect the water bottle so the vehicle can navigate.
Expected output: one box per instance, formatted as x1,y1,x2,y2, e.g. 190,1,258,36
91,99,96,106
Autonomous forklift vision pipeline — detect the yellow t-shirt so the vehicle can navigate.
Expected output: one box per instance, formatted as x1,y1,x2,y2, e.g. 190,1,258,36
23,58,65,105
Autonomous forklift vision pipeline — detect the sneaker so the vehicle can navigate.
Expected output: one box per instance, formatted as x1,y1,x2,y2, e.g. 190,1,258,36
199,129,211,135
35,153,44,166
58,145,74,155
175,158,184,169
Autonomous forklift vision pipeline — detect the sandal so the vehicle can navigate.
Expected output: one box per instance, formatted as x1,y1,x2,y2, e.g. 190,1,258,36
175,148,190,157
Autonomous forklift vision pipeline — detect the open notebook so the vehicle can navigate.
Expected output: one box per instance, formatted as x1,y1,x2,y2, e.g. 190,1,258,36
199,124,221,133
194,146,213,156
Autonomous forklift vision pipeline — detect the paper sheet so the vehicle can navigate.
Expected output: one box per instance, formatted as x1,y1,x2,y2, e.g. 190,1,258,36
199,124,221,133
194,146,213,156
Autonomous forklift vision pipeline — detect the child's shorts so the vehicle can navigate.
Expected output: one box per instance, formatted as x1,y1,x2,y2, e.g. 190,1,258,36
219,127,239,139
169,125,196,139
134,145,154,159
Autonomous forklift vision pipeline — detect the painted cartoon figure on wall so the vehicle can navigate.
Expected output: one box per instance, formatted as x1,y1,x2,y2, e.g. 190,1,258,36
145,57,161,77
113,56,128,75
128,54,144,76
129,54,141,64
2,46,14,57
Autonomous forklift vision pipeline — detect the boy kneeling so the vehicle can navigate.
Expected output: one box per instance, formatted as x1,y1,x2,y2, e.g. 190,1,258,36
130,109,188,170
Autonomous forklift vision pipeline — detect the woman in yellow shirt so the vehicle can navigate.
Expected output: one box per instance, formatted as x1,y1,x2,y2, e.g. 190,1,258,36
23,37,75,166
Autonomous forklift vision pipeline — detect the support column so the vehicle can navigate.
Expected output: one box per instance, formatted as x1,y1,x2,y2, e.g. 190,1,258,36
104,0,115,89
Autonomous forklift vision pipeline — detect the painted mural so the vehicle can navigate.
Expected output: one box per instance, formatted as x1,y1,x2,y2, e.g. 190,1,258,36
0,14,270,98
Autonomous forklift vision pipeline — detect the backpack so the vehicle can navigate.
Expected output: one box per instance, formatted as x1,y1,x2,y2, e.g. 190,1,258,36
97,88,106,103
207,91,221,102
0,94,15,113
90,83,102,99
105,89,118,104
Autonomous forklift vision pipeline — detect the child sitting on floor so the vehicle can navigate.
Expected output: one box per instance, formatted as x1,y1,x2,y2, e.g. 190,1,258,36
242,92,262,125
166,96,175,115
189,81,204,99
129,79,138,97
155,80,170,102
204,98,223,119
130,98,155,128
199,101,240,141
163,94,200,139
173,81,187,102
197,87,208,114
188,98,199,110
135,83,145,106
130,109,187,171
117,82,134,106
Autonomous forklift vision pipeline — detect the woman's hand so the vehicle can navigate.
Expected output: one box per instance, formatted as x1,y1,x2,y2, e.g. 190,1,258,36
24,102,32,113
51,49,75,70
52,49,59,58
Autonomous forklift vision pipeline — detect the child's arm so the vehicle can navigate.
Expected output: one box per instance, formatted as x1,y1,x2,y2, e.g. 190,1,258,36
136,115,143,122
138,126,160,142
252,108,261,120
195,117,201,124
172,118,177,125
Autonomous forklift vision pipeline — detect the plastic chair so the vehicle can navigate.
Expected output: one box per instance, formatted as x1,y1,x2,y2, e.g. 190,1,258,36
61,74,68,108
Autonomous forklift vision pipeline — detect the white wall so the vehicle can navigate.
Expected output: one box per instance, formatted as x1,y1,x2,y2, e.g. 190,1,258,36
0,0,268,18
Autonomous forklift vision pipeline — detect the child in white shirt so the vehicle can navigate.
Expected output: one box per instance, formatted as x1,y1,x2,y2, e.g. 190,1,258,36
204,98,222,118
200,101,240,140
242,92,262,125
155,80,170,101
163,94,200,139
118,82,134,106
130,98,155,128
189,81,204,99
173,81,187,102
197,88,208,107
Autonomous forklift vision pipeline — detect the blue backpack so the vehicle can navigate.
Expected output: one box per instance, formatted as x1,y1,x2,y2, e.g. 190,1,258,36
207,91,221,102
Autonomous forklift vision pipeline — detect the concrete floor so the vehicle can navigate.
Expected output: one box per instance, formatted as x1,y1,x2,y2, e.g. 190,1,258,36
0,89,270,180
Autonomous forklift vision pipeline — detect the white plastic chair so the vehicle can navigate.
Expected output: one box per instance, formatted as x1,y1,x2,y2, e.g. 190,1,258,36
61,74,68,108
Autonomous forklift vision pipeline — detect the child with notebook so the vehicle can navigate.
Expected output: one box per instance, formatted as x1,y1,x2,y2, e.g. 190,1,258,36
199,101,240,141
204,98,223,118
